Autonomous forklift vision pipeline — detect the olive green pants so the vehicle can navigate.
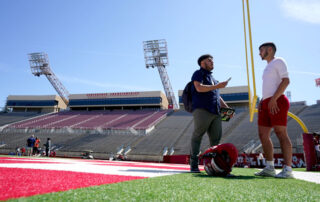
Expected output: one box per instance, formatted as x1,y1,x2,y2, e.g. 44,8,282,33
190,108,222,167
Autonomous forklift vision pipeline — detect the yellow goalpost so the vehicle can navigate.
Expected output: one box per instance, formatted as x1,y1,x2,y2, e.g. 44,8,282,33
241,0,309,133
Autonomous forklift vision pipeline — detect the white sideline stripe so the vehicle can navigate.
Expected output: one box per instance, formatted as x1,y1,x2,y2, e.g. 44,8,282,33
291,171,320,184
3,158,190,169
0,164,187,178
256,169,320,184
0,158,189,178
3,158,319,183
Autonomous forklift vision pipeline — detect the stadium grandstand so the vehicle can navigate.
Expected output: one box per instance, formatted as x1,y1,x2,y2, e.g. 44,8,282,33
0,87,319,164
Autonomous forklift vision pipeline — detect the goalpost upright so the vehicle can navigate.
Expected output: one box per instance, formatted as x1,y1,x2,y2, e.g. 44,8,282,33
241,0,308,133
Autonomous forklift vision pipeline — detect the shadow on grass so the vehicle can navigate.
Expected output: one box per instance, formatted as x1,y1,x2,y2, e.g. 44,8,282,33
192,172,257,180
123,169,186,174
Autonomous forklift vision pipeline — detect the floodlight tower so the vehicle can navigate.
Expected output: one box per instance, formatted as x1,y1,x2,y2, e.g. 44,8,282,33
28,52,70,105
143,39,178,109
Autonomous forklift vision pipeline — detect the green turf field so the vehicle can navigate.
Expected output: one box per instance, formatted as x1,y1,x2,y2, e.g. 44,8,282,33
11,168,319,202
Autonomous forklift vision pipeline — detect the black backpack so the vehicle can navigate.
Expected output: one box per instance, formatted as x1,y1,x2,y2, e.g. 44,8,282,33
182,81,193,113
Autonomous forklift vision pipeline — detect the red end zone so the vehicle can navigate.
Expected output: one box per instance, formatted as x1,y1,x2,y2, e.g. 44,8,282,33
0,157,200,200
0,167,145,200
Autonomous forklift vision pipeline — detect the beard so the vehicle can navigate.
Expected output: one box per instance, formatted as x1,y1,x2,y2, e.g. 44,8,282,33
261,51,268,60
205,63,213,71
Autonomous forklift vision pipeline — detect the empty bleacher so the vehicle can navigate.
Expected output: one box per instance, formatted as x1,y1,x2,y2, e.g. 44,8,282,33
128,109,251,157
220,113,259,152
172,110,248,155
1,103,318,161
169,111,194,155
200,110,248,152
130,110,194,157
0,109,172,159
0,112,43,126
57,133,142,154
271,103,320,153
6,110,170,131
295,103,320,133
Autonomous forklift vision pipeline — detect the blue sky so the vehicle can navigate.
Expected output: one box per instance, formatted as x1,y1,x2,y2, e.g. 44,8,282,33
1,0,320,110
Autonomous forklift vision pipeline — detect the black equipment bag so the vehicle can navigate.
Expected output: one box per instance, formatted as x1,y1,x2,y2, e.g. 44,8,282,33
182,81,193,113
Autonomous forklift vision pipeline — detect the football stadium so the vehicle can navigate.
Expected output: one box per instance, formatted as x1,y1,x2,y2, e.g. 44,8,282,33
1,52,320,201
1,1,320,201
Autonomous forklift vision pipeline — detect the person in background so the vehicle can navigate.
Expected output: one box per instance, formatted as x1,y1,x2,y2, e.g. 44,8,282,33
26,135,35,156
257,152,265,168
241,152,249,168
33,137,40,156
45,138,51,157
21,147,26,156
15,147,21,156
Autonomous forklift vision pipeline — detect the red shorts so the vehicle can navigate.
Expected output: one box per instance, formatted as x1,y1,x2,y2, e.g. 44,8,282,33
258,95,289,127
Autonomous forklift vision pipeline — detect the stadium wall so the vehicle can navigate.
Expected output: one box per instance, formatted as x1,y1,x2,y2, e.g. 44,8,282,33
6,95,67,113
6,91,169,112
69,91,169,110
163,153,306,168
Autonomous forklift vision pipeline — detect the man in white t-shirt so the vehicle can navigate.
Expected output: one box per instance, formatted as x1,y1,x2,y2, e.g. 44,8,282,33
254,42,293,178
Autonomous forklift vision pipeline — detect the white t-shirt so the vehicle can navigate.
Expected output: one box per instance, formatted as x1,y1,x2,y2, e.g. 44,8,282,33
262,57,289,99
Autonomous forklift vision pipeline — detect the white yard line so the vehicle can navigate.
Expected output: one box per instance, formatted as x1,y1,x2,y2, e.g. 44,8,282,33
291,171,320,184
255,168,320,184
2,158,319,183
0,158,190,178
0,163,187,177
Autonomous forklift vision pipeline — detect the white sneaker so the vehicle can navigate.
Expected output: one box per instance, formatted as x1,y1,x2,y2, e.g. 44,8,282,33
275,167,294,178
254,167,276,177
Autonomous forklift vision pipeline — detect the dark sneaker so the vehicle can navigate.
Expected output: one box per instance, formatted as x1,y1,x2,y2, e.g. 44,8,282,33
190,166,200,173
225,173,236,178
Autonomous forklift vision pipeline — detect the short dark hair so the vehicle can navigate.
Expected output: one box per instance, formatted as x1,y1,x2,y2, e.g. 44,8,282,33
259,42,276,53
197,54,213,66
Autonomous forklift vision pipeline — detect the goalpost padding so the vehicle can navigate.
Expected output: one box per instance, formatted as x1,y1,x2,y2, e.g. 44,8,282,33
303,133,320,171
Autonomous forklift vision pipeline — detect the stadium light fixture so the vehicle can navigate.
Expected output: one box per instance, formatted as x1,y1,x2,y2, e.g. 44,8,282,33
28,52,70,105
143,39,178,109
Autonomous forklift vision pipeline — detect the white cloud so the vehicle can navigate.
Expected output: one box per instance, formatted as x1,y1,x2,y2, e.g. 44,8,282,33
281,0,320,24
